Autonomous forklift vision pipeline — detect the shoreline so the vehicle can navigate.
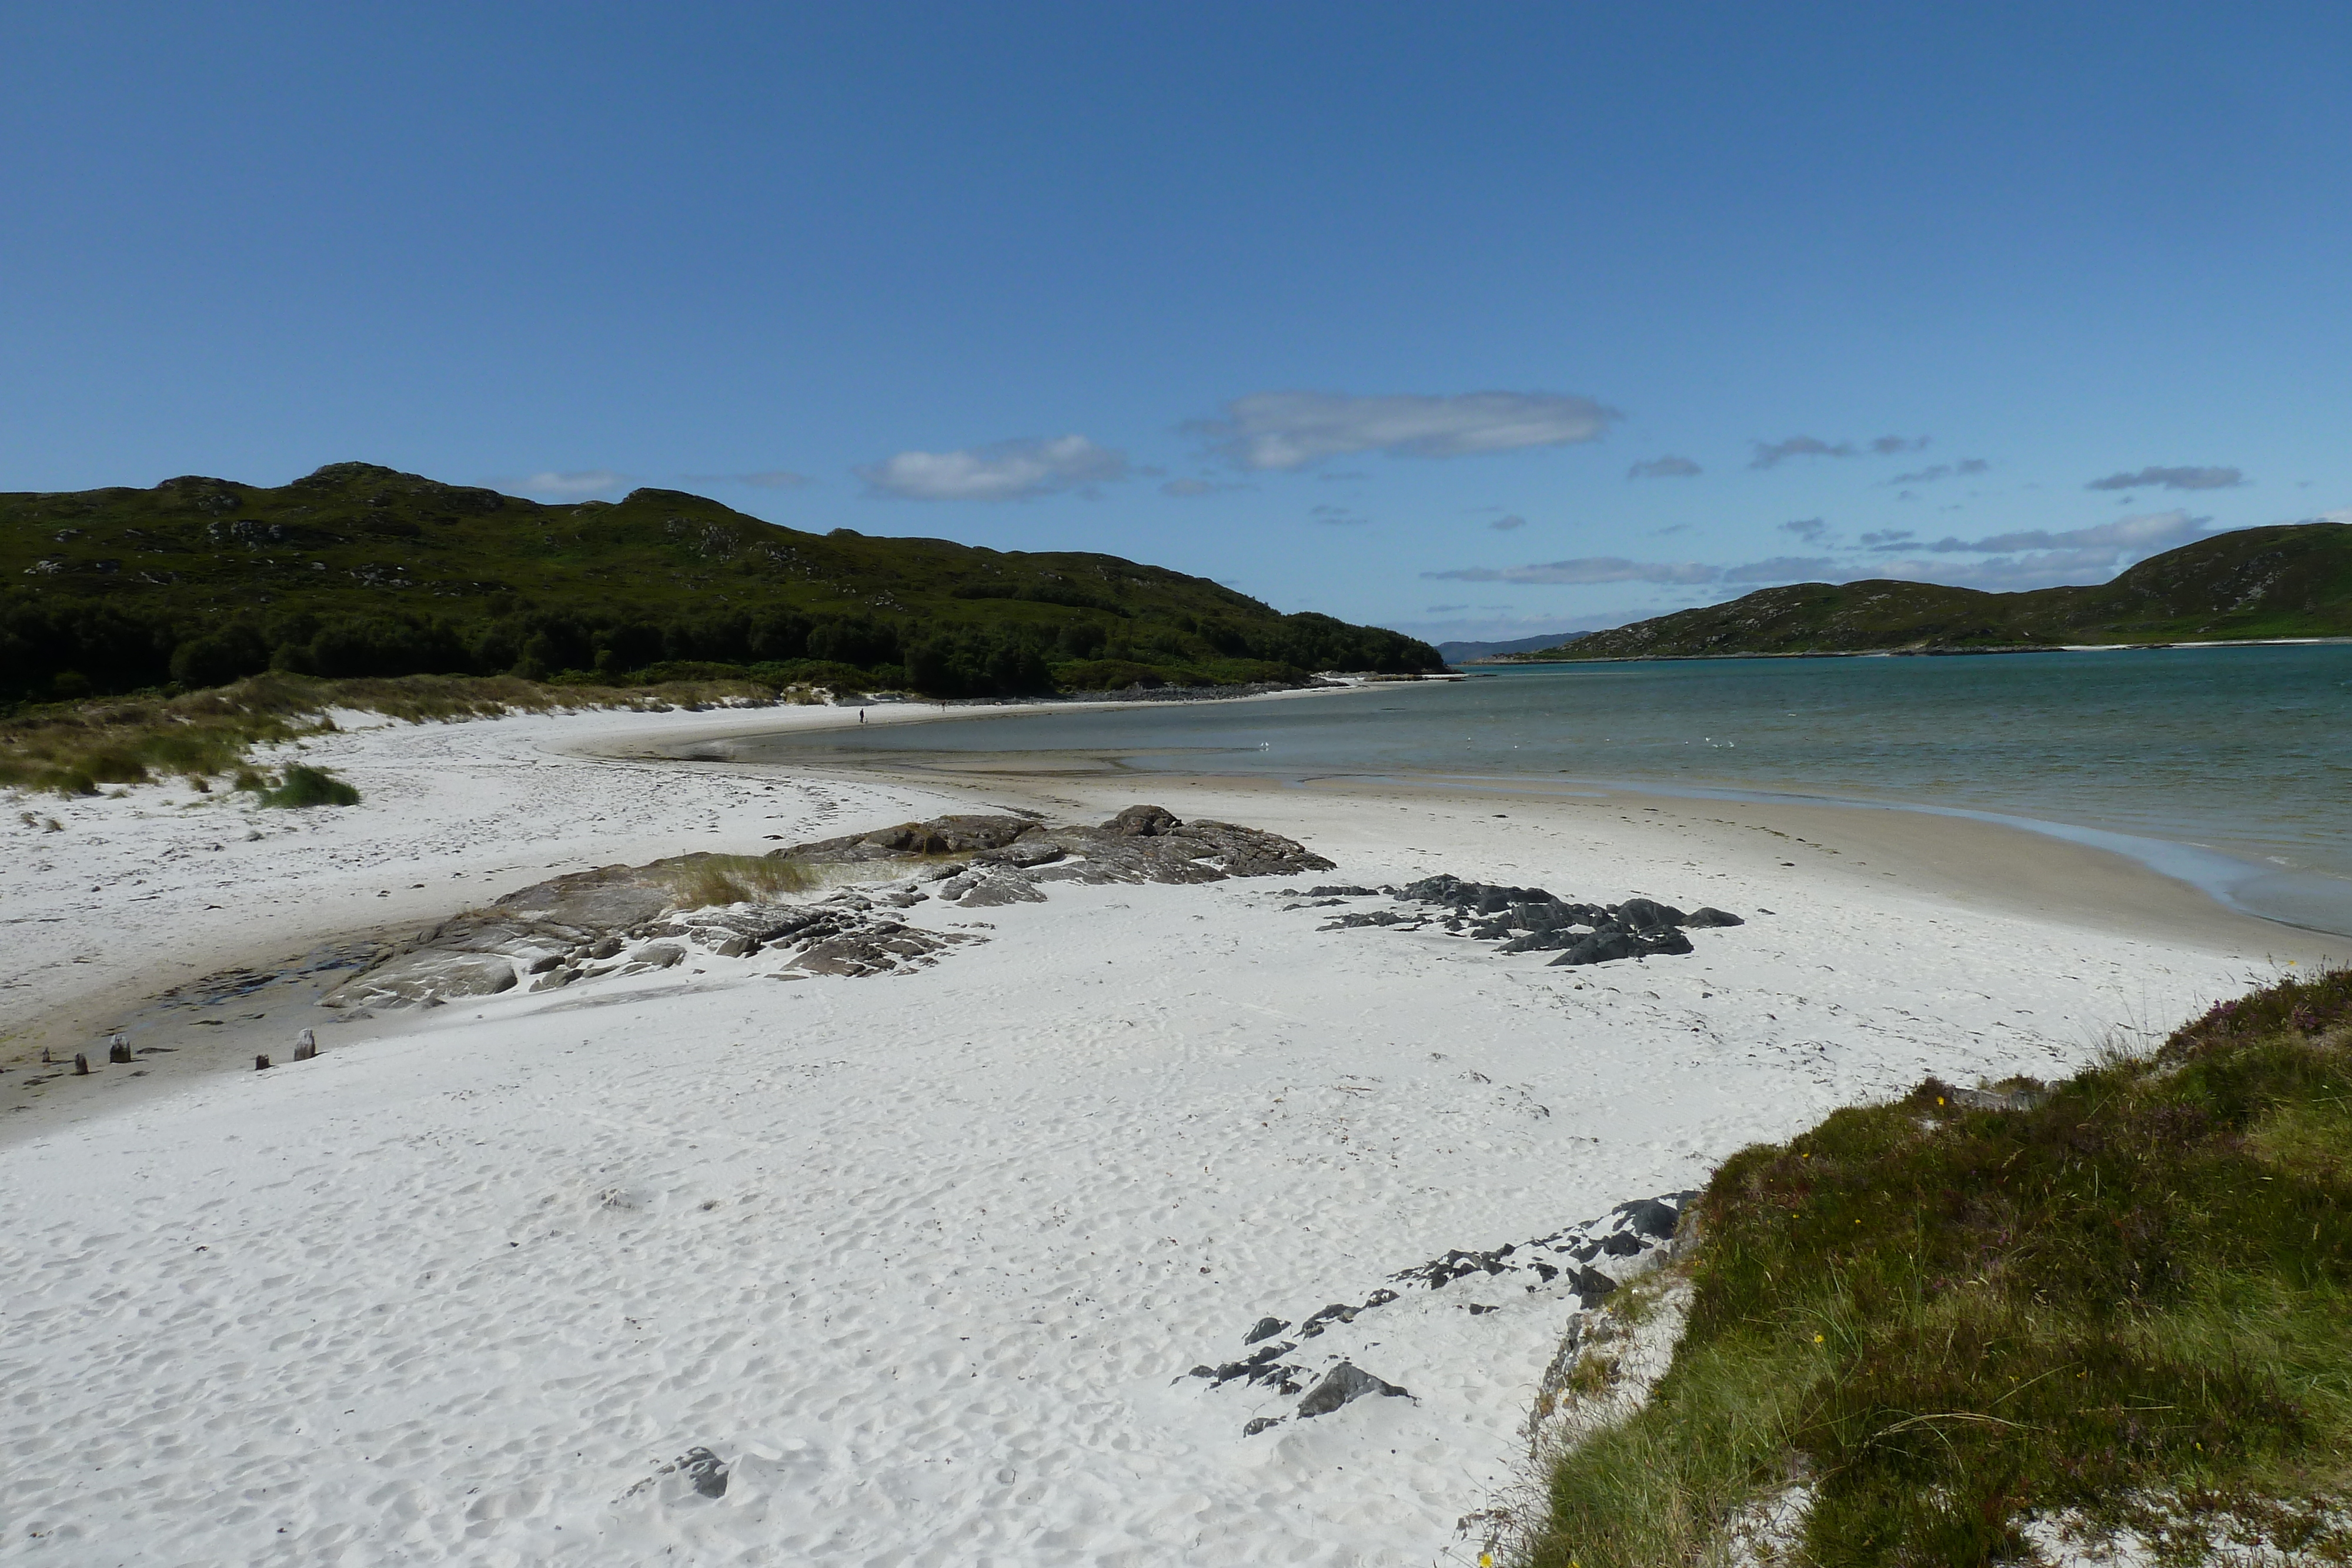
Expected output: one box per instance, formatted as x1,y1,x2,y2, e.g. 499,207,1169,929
1471,633,2352,665
2,694,2334,1564
7,688,2338,1141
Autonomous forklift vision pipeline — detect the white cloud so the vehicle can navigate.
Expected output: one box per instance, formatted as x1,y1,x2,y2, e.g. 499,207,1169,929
1749,434,1927,469
1628,454,1702,479
1191,390,1618,471
1423,557,1718,585
498,469,633,497
1489,514,1529,531
856,435,1130,502
2086,465,2243,492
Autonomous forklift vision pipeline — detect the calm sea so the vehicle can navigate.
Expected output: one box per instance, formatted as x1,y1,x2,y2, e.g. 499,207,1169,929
735,644,2352,937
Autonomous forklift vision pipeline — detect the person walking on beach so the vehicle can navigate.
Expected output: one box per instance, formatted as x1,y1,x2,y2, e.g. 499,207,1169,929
858,708,866,724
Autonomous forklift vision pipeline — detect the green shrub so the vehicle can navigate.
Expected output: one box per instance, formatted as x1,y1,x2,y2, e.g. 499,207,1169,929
1526,965,2352,1566
259,764,360,807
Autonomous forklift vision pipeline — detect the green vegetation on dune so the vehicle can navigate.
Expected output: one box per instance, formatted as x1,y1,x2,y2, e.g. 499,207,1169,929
0,670,783,795
0,461,1439,703
1528,965,2352,1566
1509,523,2352,659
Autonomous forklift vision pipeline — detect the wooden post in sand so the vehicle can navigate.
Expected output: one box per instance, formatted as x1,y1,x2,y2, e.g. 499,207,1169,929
108,1035,132,1064
255,1054,272,1071
73,1054,89,1075
292,1028,317,1062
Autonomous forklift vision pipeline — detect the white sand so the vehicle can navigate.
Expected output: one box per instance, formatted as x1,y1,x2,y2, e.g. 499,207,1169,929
0,698,2319,1565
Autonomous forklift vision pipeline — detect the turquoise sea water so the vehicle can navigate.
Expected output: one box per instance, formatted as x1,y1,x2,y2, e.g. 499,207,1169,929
738,645,2352,937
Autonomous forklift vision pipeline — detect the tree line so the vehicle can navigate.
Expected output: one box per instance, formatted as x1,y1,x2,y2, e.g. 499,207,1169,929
1,598,1441,704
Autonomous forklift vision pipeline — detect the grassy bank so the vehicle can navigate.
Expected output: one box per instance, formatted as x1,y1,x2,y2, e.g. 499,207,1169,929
0,670,789,795
1526,965,2352,1566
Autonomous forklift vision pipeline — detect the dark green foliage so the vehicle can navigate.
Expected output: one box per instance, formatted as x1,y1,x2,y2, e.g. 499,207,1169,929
1529,966,2352,1566
0,462,1441,701
1532,523,2352,658
256,764,360,807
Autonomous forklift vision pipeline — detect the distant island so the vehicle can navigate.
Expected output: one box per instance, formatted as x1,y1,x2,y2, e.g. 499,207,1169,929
1492,522,2352,661
0,463,1441,703
1434,630,1592,663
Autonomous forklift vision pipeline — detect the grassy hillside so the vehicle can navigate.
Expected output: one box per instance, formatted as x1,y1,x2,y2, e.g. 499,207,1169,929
0,462,1439,701
1514,523,2352,659
1529,965,2352,1566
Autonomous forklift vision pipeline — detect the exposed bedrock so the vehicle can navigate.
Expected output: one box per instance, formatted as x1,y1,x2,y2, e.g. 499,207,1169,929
321,805,1331,1007
1299,874,1744,968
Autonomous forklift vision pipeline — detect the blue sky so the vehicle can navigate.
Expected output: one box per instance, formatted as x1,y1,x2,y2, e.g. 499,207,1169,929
7,4,2350,643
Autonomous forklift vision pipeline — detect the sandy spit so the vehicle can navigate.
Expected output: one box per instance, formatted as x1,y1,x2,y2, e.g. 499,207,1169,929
0,694,2335,1566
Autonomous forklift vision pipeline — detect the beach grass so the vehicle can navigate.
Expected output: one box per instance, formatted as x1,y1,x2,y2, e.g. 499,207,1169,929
0,670,781,797
1522,964,2352,1567
254,763,362,808
659,853,822,910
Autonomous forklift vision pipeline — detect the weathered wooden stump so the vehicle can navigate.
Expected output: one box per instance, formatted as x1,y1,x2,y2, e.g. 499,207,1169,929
108,1036,132,1064
255,1054,272,1071
293,1028,318,1062
73,1054,90,1076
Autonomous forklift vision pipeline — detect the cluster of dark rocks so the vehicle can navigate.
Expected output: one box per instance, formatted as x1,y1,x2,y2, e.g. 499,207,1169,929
320,805,1332,1007
1286,875,1743,967
1190,1191,1698,1437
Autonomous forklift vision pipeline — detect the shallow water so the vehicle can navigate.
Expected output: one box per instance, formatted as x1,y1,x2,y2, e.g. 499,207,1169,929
740,645,2352,935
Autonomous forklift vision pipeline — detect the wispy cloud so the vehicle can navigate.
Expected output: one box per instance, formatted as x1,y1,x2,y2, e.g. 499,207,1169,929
1311,503,1369,526
2086,465,2244,492
495,469,634,498
1885,458,1989,486
1901,509,2211,555
1191,389,1619,471
1721,556,1840,583
1489,514,1529,531
1423,557,1718,585
1419,512,2222,600
856,435,1130,501
1627,454,1702,479
1749,434,1927,469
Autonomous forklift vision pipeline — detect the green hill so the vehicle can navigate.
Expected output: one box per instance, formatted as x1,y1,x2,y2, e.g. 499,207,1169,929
1516,523,2352,660
0,462,1439,701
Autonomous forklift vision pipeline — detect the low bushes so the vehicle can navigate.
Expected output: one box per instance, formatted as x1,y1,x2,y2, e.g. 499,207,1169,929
1527,965,2352,1566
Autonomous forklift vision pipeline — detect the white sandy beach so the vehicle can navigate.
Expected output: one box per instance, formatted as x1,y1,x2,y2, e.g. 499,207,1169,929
1,694,2337,1566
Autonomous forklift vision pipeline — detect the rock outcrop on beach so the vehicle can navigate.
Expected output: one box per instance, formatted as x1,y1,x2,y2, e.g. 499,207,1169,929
320,806,1332,1007
1190,1191,1698,1437
1289,876,1743,967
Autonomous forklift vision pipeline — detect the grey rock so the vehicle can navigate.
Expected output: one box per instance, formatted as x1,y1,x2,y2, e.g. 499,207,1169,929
1242,1416,1283,1437
1296,1362,1410,1418
1683,907,1745,927
957,870,1047,907
1104,804,1180,837
322,950,517,1009
1244,1316,1291,1345
623,942,686,973
529,967,577,992
1613,897,1686,931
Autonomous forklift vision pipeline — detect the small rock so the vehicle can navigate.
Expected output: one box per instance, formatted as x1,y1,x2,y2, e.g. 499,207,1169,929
1296,1362,1409,1417
1244,1316,1291,1345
